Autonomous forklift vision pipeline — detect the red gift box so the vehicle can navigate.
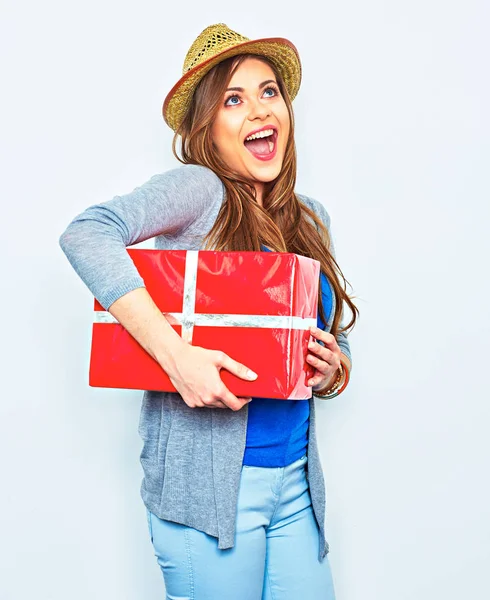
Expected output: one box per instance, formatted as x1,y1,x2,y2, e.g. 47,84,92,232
89,249,320,399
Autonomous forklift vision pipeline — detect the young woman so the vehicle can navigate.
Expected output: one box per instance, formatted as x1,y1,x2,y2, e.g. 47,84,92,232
59,23,358,600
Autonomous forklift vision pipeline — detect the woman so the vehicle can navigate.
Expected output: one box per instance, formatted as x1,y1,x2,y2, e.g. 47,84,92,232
59,23,358,600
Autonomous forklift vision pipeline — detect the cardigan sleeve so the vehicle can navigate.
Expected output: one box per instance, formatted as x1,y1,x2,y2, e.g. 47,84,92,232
58,164,224,310
301,195,353,371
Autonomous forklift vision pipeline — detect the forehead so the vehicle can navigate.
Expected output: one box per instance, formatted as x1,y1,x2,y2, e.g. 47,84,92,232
228,57,276,87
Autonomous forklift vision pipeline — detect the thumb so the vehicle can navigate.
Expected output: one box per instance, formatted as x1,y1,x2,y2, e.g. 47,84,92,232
216,352,258,381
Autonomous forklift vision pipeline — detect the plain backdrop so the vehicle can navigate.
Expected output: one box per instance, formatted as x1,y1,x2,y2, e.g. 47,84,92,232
1,1,489,598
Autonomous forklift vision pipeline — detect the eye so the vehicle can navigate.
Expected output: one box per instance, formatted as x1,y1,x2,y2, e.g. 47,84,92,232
224,85,280,107
264,85,280,97
224,94,241,107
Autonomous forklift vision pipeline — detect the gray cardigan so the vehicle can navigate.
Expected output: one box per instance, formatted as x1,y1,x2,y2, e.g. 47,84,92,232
59,163,352,562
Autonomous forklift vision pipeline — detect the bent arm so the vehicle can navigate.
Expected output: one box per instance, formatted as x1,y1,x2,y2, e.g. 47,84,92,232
58,164,224,372
59,164,224,309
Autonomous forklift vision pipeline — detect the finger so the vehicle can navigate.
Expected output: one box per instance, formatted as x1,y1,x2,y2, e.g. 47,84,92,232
306,354,331,375
309,375,336,387
309,326,337,348
308,369,325,386
198,382,233,409
211,400,228,409
215,352,258,382
201,395,228,409
219,385,251,412
307,364,338,387
309,372,327,387
213,397,251,409
308,340,336,363
307,348,341,375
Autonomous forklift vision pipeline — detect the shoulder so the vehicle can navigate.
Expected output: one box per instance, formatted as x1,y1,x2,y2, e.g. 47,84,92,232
296,192,331,229
149,163,224,194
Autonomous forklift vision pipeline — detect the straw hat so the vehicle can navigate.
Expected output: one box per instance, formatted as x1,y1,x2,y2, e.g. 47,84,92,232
162,23,302,132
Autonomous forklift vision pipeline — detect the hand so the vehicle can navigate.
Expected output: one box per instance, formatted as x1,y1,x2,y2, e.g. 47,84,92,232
306,326,342,390
163,343,257,411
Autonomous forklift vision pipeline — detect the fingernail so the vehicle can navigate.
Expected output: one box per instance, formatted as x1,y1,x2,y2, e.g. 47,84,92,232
247,370,258,380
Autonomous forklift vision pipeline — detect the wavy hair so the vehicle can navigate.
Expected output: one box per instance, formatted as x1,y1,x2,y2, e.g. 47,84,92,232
171,53,358,338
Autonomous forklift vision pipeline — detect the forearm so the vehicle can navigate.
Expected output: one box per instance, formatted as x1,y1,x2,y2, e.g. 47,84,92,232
107,287,185,372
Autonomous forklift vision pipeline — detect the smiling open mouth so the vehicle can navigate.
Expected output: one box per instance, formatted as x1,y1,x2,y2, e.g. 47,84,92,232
243,128,278,161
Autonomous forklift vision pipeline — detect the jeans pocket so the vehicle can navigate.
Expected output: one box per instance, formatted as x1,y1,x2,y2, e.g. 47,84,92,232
146,508,154,543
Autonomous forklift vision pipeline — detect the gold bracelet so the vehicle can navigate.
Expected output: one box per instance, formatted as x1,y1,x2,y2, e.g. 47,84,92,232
313,363,344,398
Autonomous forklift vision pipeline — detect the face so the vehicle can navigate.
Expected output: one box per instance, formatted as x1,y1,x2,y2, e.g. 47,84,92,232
210,57,291,200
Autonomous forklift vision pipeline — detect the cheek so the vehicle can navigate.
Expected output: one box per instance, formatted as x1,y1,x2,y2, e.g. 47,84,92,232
212,121,240,156
280,112,291,139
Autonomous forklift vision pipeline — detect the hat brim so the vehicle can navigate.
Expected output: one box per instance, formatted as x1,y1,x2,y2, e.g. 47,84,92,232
162,37,302,132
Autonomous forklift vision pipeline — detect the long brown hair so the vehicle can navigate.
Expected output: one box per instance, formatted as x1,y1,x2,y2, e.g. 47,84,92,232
172,53,358,338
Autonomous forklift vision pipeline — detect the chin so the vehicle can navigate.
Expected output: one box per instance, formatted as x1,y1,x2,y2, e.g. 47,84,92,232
257,172,281,184
247,159,283,180
253,168,282,183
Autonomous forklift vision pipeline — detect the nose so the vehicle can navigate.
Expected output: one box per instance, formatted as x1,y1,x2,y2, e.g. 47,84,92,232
248,97,271,121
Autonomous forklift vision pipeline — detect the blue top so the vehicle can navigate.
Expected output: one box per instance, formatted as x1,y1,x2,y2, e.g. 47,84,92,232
243,249,333,467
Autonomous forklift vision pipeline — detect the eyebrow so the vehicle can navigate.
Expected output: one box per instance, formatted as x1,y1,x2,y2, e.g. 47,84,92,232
225,79,278,93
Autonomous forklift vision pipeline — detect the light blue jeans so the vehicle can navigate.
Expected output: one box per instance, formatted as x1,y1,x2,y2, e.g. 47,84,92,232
145,454,336,599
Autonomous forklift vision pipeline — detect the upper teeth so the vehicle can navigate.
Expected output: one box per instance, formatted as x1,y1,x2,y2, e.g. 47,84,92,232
245,128,275,141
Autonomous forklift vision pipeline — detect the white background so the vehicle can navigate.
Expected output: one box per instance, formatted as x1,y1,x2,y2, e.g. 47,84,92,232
1,1,489,598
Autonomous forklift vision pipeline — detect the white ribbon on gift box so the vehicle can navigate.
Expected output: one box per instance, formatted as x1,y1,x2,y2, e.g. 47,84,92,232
93,250,317,344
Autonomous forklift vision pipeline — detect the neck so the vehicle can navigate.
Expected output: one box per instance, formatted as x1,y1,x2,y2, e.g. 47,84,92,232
254,182,265,207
